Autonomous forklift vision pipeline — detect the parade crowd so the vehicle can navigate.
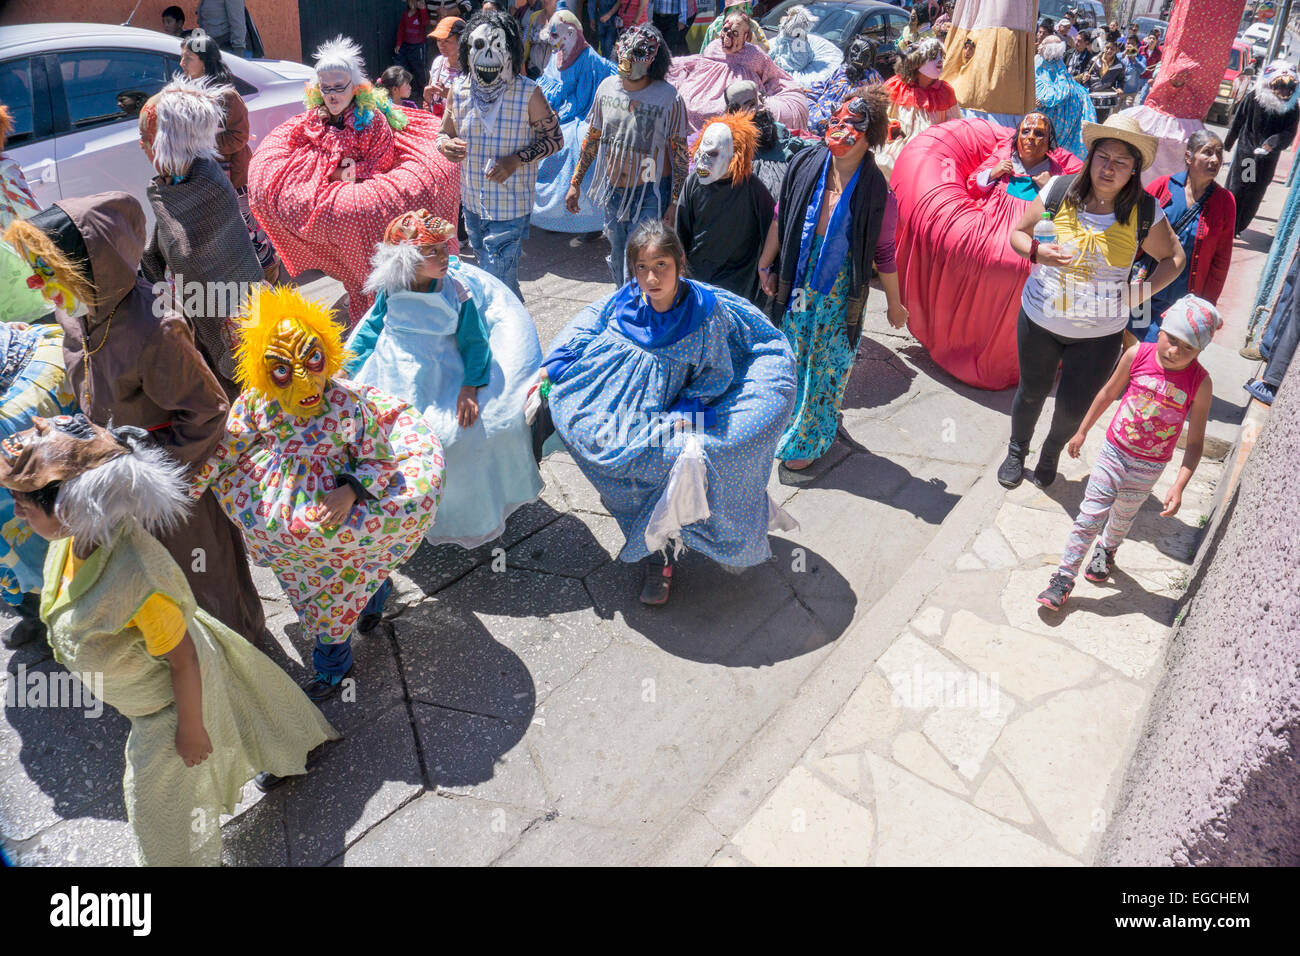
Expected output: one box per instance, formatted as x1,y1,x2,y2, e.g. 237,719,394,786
1,0,1297,866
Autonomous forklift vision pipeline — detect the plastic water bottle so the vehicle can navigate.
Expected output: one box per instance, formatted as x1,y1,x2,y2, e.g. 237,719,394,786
1033,212,1056,247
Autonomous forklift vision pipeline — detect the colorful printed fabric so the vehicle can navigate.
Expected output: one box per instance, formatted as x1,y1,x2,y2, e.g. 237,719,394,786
775,233,854,462
1145,0,1243,120
0,323,77,605
0,155,40,229
193,382,444,644
807,64,883,135
1106,342,1207,463
247,107,460,325
1058,438,1167,578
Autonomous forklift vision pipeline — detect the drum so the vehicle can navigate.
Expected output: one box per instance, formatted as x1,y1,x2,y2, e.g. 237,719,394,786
1090,90,1118,123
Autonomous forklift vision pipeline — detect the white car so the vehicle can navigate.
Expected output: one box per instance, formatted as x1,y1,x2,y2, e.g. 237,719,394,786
0,23,315,225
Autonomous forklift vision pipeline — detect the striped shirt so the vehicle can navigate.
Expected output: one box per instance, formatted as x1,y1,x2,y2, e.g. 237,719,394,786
449,74,540,221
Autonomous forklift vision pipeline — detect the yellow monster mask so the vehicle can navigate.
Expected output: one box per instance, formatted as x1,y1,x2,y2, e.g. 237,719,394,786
234,286,349,417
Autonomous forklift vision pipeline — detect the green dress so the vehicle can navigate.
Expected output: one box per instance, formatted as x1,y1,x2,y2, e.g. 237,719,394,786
42,518,339,866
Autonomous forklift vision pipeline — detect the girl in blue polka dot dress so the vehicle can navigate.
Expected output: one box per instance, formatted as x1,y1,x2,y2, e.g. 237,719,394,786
539,221,797,604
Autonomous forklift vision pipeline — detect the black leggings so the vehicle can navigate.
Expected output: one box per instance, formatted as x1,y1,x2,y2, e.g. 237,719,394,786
1010,308,1123,449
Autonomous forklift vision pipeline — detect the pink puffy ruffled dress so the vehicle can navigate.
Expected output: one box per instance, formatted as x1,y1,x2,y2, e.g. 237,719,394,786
248,104,460,325
666,40,809,133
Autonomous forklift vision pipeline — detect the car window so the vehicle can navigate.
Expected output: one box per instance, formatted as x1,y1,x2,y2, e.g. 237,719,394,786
1229,49,1241,71
0,58,37,147
812,9,861,47
58,50,179,132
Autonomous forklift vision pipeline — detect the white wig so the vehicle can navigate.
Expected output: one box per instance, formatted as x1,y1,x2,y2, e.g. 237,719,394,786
314,35,368,85
55,433,191,547
364,241,425,296
1039,36,1067,62
147,74,228,177
779,5,817,35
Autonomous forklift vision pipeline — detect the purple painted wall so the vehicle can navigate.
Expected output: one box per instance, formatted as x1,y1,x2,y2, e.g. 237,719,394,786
1101,374,1300,866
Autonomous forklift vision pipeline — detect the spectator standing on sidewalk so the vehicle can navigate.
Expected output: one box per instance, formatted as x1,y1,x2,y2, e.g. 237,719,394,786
590,0,620,59
197,0,247,57
425,16,466,118
1000,116,1184,491
395,0,432,94
649,0,690,56
1245,249,1300,406
1037,296,1218,610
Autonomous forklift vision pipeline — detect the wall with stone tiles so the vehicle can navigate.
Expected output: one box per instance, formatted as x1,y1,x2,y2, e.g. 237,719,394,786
1100,373,1300,866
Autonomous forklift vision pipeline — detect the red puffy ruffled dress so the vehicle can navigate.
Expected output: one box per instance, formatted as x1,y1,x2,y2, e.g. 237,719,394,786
248,103,460,324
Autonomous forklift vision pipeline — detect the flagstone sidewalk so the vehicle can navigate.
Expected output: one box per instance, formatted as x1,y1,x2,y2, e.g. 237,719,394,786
706,422,1222,866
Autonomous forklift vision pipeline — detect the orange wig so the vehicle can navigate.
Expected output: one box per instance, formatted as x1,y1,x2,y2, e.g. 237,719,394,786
0,104,11,151
692,111,759,181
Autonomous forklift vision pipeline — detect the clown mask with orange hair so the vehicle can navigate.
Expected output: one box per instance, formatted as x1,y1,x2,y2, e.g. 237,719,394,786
234,286,352,417
692,112,758,185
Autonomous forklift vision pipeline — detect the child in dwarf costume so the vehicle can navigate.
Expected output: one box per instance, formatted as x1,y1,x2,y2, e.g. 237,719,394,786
0,413,338,866
347,211,543,548
191,287,445,701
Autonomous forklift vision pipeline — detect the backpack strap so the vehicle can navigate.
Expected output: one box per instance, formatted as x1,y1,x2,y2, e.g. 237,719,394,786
1134,190,1156,250
1043,173,1077,218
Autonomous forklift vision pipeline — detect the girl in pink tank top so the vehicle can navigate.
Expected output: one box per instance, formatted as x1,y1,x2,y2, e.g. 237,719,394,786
1035,295,1219,611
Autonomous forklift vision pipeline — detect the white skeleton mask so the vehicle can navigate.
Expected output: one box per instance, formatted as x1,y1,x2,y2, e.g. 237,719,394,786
694,123,735,185
468,22,512,87
544,12,582,63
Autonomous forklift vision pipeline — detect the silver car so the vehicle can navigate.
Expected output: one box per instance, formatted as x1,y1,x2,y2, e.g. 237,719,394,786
0,22,315,223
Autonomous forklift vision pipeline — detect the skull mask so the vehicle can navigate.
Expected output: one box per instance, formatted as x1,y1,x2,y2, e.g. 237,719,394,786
825,97,871,157
694,123,735,184
467,21,512,88
615,25,660,81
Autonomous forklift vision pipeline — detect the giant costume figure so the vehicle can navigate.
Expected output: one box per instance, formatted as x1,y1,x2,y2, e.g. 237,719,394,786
1123,0,1250,183
876,38,961,182
248,36,460,325
941,0,1036,128
1034,36,1097,160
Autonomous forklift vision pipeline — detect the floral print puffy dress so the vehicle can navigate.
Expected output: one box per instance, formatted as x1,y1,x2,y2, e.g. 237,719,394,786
193,381,444,647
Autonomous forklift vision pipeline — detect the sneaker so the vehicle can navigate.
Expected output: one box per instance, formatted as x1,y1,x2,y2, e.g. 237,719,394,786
303,670,349,702
997,440,1028,488
1239,343,1263,360
1036,573,1075,610
639,560,673,605
1032,440,1064,488
1244,378,1277,406
1084,546,1117,582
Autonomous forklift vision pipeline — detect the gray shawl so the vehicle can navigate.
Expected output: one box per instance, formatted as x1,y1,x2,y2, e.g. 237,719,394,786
142,155,262,384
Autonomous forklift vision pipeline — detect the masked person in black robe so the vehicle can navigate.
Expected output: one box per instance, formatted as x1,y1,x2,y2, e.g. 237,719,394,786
725,80,809,198
1226,60,1300,236
675,111,774,304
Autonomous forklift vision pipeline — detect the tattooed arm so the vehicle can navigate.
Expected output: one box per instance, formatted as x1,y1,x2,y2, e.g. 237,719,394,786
668,134,689,207
571,124,602,192
488,88,562,182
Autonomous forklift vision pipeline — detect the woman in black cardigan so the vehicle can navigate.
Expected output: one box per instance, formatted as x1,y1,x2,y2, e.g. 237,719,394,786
756,86,908,470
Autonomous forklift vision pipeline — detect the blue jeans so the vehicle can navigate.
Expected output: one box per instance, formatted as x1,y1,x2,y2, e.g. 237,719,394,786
594,21,618,58
311,578,391,679
463,209,530,301
604,176,672,286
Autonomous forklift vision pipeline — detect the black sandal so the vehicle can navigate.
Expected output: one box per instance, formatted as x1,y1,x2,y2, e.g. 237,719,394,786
639,560,673,606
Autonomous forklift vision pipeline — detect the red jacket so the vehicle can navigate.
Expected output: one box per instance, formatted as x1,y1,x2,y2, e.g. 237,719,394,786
397,7,430,46
1145,174,1236,305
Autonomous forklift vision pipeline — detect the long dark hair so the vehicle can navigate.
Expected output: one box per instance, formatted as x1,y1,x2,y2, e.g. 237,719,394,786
626,219,688,286
1065,137,1145,225
182,32,233,85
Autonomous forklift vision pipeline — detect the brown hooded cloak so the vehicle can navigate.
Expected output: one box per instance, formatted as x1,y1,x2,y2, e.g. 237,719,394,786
51,191,266,642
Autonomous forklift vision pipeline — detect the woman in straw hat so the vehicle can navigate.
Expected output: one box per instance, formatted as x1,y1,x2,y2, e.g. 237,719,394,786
998,114,1185,490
